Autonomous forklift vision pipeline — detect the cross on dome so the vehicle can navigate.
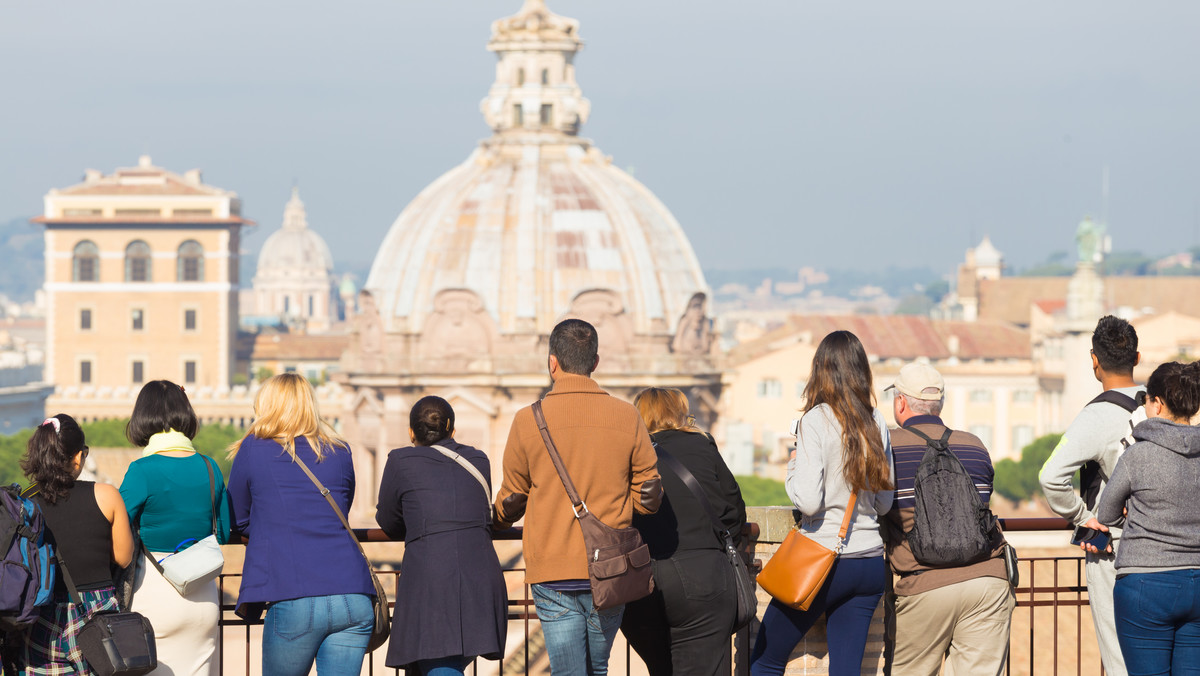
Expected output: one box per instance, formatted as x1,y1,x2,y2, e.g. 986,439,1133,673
480,0,591,138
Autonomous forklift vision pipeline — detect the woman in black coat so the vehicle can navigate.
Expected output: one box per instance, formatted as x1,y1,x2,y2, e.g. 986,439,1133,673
375,396,507,675
621,387,748,676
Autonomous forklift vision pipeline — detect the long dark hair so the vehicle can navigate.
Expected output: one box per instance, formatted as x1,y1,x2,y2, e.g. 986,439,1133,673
1146,361,1200,420
20,414,87,504
801,331,892,495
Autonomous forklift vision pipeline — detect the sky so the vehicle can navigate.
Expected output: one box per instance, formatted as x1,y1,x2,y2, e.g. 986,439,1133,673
2,1,1198,280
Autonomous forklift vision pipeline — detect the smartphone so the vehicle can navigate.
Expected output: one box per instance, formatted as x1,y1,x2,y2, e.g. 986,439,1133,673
1070,526,1111,551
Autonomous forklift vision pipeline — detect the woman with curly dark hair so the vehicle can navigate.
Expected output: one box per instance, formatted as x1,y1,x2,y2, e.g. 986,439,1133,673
21,414,134,676
750,330,895,676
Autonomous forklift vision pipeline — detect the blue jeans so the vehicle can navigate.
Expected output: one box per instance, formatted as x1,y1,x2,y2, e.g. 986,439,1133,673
262,594,374,676
531,584,624,675
750,556,886,676
1114,570,1200,676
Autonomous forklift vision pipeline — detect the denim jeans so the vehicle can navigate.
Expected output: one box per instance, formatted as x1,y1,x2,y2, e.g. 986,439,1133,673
531,584,624,675
262,593,374,676
417,656,471,675
1114,570,1200,676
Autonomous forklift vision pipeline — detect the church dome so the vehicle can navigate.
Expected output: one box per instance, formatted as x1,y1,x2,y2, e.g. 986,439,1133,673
256,188,334,277
364,0,709,345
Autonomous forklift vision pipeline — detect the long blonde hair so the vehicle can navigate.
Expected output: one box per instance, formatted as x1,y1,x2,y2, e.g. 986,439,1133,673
227,373,347,461
633,387,701,435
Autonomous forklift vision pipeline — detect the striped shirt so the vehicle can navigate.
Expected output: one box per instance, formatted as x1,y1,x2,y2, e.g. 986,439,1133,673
890,416,995,511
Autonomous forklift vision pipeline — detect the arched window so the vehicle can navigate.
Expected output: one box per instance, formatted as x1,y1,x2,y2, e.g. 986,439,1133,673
517,68,525,86
177,240,204,282
73,240,99,282
541,69,549,85
125,240,151,282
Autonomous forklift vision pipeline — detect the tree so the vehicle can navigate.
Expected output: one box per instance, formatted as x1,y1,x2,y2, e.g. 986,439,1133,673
734,475,790,507
993,433,1063,504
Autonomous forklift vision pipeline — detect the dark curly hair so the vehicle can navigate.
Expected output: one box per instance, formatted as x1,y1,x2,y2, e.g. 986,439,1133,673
1091,315,1138,375
20,414,87,504
410,396,455,447
1145,361,1200,420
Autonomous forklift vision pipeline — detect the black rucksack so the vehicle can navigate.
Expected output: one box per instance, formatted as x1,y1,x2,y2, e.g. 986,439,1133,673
905,427,997,567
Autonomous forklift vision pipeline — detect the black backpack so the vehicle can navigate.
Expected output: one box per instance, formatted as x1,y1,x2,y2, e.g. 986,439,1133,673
905,427,997,567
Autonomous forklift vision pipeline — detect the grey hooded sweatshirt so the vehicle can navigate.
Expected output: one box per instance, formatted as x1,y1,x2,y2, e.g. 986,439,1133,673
1097,417,1200,576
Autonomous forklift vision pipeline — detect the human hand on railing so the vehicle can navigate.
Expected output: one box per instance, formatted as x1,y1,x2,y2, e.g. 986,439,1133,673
1080,518,1112,554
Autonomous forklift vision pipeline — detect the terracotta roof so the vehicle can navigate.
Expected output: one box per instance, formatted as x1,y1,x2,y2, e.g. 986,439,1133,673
249,333,350,361
979,276,1200,326
729,315,1030,365
1034,299,1066,314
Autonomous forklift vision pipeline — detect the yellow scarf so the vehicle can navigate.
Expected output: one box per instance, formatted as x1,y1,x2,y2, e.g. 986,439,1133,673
141,430,197,457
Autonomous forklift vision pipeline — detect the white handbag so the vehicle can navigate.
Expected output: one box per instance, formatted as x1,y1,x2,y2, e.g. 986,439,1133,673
145,455,225,596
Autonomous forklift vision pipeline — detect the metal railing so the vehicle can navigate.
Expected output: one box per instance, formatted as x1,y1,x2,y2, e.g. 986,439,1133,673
213,518,1099,676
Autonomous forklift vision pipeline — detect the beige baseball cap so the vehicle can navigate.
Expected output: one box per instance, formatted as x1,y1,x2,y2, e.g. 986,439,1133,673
886,362,945,401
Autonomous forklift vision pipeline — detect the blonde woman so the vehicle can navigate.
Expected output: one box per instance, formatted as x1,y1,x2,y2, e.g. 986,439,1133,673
227,373,376,676
620,388,747,676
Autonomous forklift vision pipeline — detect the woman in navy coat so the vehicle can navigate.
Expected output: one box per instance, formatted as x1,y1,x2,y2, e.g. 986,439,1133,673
375,396,508,675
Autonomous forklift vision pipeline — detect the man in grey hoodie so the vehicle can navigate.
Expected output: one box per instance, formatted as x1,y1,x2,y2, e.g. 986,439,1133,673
1039,315,1142,676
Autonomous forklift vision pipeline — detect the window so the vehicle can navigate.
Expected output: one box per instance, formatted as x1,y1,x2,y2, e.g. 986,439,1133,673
517,68,525,86
131,309,144,331
513,104,524,127
79,309,92,331
540,104,553,126
1012,389,1036,404
114,208,161,218
969,389,993,403
184,309,197,331
73,241,99,282
756,379,783,399
177,240,204,282
283,296,290,314
1012,425,1035,453
132,361,144,384
541,68,549,85
969,424,993,449
173,209,213,218
184,361,197,384
308,295,315,316
125,240,152,282
80,360,92,384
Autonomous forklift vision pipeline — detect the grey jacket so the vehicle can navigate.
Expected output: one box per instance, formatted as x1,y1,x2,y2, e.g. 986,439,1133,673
1097,417,1200,575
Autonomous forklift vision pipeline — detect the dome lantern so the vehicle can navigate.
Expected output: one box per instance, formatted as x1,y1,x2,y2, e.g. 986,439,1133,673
481,0,591,138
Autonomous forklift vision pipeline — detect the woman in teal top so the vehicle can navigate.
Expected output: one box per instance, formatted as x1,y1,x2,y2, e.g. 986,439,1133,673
119,380,231,676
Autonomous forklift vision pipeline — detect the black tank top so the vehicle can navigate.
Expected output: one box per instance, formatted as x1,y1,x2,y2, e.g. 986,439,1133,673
38,482,115,592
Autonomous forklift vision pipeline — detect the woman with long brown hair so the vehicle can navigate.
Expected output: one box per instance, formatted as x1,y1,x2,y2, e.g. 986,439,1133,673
750,330,895,676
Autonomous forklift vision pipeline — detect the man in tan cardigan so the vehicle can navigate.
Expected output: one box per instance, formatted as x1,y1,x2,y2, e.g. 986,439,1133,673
495,318,662,675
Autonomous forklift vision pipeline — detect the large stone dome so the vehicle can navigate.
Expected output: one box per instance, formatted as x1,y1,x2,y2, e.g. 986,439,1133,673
361,0,709,356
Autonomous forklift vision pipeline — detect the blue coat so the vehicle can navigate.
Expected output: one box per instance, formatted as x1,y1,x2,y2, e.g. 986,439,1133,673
375,438,507,668
228,436,374,612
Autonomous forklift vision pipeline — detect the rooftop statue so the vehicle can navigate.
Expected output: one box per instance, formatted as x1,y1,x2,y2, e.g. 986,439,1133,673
1075,217,1106,264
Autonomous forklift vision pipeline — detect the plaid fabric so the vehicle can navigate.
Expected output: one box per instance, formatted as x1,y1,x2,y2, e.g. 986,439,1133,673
23,587,119,676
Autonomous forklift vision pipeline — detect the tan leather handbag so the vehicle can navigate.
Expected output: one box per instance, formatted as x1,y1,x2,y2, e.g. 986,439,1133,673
756,493,857,611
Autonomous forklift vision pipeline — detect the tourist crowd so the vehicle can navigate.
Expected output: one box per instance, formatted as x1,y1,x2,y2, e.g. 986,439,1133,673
5,314,1199,676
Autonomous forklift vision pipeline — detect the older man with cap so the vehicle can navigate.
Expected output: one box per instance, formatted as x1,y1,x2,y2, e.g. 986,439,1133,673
881,362,1015,676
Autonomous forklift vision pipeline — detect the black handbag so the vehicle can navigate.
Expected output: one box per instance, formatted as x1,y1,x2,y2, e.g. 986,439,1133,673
59,555,156,676
654,445,757,631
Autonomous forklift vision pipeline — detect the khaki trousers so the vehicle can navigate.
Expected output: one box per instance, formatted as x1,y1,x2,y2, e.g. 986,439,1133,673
892,576,1015,676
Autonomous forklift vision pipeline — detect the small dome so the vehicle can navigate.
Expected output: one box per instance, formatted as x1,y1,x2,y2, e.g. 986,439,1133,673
973,236,1003,268
256,188,334,275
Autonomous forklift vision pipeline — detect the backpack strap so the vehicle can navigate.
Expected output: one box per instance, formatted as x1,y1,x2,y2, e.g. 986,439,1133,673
906,425,953,450
1088,390,1139,412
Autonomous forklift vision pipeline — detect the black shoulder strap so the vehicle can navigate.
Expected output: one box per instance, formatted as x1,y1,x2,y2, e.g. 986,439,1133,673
1088,389,1138,412
906,426,953,449
653,444,729,538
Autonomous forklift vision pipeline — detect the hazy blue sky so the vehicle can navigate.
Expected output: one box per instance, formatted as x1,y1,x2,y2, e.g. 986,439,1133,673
2,1,1198,278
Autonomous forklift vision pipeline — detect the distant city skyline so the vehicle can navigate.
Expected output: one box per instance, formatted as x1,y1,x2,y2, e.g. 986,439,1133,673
2,1,1198,278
